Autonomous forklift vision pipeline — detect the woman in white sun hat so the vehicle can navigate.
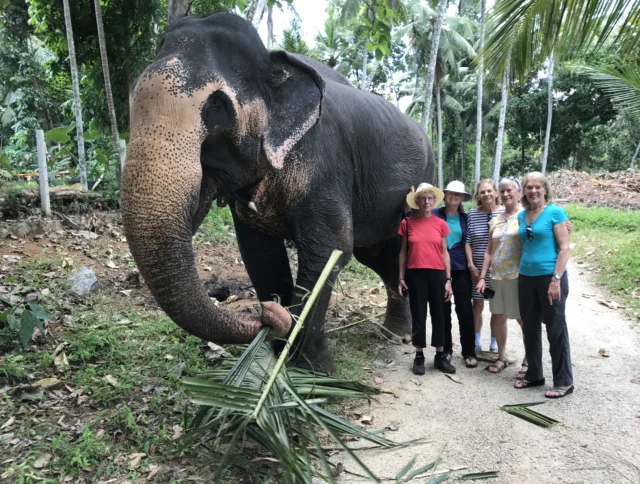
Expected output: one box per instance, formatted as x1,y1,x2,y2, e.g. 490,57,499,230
432,181,478,368
398,183,456,376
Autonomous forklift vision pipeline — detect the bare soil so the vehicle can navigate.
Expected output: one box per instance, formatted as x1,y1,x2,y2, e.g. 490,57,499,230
331,263,640,483
548,169,640,209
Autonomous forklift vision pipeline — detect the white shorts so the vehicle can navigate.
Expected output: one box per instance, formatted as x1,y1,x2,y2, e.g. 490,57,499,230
489,277,521,320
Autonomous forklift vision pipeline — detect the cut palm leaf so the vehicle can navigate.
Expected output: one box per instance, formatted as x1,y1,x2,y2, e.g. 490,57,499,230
459,470,500,480
182,250,414,483
501,402,559,428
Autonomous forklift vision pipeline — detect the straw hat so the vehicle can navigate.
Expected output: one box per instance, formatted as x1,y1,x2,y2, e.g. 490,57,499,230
406,182,445,210
443,180,472,202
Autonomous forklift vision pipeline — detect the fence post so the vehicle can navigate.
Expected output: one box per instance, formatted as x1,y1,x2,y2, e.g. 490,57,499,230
119,139,127,174
36,129,51,217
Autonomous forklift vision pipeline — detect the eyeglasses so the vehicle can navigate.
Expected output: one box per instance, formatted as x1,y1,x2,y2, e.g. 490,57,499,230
526,225,533,241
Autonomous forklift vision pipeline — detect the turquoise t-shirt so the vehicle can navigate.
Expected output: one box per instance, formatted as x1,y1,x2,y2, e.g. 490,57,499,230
445,214,462,250
518,203,569,276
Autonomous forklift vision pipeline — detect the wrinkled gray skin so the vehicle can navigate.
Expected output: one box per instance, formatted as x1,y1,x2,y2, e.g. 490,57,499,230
122,13,435,374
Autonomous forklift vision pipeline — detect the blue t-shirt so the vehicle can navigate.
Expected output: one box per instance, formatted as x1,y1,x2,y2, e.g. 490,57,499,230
445,214,462,249
518,204,569,276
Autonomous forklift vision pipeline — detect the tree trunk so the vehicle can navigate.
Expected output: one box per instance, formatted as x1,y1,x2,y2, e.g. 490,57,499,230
94,0,120,182
266,6,274,49
361,41,368,90
436,82,443,189
474,0,485,185
247,0,267,26
631,139,640,169
365,59,379,92
541,55,554,175
493,66,509,184
167,0,193,28
461,126,466,183
62,0,87,190
421,0,448,131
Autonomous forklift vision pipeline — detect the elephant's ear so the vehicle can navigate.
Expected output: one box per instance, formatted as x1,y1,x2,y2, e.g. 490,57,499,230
263,51,325,169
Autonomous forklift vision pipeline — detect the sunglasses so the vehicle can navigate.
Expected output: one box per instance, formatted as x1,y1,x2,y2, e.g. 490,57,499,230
526,225,533,241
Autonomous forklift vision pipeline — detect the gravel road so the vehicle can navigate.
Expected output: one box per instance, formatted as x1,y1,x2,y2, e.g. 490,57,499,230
333,263,640,483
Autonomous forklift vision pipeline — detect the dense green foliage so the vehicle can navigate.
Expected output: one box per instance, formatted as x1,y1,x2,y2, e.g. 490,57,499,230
1,0,640,189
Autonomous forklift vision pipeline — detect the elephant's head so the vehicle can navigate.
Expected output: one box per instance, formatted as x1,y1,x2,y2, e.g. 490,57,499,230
121,13,324,343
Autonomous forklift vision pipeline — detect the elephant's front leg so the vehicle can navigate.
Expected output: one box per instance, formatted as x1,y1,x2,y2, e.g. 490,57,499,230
289,232,353,374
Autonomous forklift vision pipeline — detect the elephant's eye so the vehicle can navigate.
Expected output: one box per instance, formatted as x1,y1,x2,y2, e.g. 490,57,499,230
202,91,233,132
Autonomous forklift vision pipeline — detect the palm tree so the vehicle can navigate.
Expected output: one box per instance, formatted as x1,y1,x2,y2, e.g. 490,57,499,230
474,0,485,185
62,0,86,190
167,0,193,27
94,0,120,182
315,10,347,68
247,0,267,26
421,0,448,132
481,0,640,83
575,62,640,169
540,55,554,174
493,63,509,183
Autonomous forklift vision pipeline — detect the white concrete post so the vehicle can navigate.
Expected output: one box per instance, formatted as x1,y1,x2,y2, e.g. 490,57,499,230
119,138,127,173
36,129,51,217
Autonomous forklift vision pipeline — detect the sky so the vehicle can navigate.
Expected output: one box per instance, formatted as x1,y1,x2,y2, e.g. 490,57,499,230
256,1,330,48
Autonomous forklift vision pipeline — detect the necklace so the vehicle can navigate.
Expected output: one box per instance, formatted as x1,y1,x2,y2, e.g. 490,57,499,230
526,204,547,225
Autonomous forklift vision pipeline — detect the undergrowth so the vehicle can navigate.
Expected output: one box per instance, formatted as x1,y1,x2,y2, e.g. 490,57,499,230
566,204,640,320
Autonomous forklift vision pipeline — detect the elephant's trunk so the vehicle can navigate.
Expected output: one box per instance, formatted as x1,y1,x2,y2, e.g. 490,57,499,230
121,66,290,344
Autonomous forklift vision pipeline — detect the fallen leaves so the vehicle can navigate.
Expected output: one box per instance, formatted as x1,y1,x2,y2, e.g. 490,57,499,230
33,452,51,469
598,299,624,310
35,378,62,390
599,348,610,358
445,373,462,384
103,375,118,387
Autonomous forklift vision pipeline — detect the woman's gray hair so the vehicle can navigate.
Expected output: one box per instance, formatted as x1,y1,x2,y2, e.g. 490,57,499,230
499,176,521,190
521,171,553,209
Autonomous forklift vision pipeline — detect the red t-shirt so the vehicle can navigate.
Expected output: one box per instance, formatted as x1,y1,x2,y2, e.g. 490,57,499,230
398,215,450,270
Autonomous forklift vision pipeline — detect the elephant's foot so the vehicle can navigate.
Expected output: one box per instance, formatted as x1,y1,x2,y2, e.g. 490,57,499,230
382,288,412,344
273,336,337,375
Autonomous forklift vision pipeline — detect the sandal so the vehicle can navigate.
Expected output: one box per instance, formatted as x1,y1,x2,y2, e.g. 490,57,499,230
514,378,545,389
465,357,478,368
516,361,528,381
545,385,574,399
487,359,508,374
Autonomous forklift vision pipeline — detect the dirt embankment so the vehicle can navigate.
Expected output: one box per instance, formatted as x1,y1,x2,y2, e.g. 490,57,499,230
548,169,640,209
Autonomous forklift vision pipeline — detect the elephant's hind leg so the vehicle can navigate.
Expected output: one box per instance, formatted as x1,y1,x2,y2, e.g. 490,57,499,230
353,238,412,343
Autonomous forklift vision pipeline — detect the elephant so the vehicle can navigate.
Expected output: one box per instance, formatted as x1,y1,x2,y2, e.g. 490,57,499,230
121,12,435,374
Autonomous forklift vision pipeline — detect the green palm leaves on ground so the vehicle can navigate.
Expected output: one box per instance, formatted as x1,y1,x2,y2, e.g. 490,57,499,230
482,0,640,82
501,401,559,428
181,251,416,482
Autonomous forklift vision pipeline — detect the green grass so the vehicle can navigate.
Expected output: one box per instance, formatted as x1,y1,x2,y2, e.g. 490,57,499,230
0,257,216,482
196,205,234,242
567,204,640,320
565,204,640,233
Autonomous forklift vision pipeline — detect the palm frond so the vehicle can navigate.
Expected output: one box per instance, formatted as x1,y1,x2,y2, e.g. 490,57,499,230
481,0,640,83
182,251,416,482
573,63,640,117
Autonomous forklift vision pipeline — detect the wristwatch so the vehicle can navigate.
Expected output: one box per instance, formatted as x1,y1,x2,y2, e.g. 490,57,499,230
446,277,452,282
553,273,562,280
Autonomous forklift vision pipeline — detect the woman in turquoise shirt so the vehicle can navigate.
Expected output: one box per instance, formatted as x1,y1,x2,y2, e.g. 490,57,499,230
514,172,573,398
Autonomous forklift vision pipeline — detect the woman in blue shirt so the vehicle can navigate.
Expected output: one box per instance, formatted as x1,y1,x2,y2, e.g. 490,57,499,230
514,172,573,398
433,181,478,368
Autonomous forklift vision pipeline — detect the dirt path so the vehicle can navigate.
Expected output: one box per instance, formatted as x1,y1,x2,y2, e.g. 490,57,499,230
334,262,640,483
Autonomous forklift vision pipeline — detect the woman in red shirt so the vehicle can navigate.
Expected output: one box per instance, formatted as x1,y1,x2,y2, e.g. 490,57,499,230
398,183,455,375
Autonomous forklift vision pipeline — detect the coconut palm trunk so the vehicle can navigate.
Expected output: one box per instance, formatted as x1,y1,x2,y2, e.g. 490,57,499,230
167,0,193,27
436,82,444,189
247,0,267,26
541,55,554,174
266,6,274,49
631,140,640,169
62,0,87,190
474,0,485,185
493,66,509,184
361,41,368,90
421,0,448,130
94,0,120,182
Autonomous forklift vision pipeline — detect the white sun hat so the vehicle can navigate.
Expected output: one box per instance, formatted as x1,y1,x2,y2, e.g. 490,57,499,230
443,180,472,202
406,182,445,210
